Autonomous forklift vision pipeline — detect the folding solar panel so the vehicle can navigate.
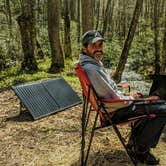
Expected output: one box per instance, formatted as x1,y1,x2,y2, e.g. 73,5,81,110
12,77,82,120
42,78,82,109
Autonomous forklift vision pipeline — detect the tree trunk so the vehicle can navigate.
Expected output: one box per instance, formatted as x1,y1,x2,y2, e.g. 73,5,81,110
161,2,166,74
64,0,72,58
112,0,144,83
5,0,14,63
0,55,6,72
6,0,12,38
81,0,94,33
153,0,161,75
118,0,122,40
69,0,77,21
102,0,111,37
95,0,100,30
36,40,44,59
77,0,81,45
144,0,148,19
122,0,126,39
17,0,38,72
48,0,64,73
107,0,115,39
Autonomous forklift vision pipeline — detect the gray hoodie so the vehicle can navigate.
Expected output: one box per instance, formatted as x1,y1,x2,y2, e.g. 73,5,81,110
79,54,133,110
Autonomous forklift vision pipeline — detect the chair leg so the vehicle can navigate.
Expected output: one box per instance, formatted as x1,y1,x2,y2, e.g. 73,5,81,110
81,98,87,166
84,111,98,166
85,106,92,129
112,125,138,166
81,99,98,166
102,108,138,165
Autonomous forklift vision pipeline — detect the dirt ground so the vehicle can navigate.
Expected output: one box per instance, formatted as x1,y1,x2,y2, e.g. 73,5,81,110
0,88,166,166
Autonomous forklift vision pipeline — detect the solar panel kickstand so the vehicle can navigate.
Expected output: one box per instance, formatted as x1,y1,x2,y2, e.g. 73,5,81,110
20,101,25,112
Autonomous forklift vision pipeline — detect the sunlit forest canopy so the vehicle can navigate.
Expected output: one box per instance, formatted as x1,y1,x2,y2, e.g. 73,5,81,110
0,0,166,86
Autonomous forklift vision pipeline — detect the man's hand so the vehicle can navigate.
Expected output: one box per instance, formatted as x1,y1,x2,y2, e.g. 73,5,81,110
144,96,160,100
126,91,143,99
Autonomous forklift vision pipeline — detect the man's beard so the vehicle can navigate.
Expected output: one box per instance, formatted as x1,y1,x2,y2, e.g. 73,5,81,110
87,50,103,61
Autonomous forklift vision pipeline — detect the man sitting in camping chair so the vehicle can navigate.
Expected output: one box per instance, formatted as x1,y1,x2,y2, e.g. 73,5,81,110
78,30,166,165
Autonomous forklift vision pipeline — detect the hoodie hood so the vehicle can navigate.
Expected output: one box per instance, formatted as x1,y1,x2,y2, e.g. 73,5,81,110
79,54,103,67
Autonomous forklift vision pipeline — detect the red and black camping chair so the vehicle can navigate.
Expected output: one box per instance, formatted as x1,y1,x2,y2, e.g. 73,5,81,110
75,63,158,166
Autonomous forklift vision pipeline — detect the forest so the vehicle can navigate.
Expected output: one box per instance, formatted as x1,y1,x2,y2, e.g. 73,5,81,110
0,0,166,166
0,0,166,88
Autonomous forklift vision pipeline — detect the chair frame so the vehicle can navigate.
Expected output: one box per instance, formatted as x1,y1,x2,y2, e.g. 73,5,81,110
75,64,157,166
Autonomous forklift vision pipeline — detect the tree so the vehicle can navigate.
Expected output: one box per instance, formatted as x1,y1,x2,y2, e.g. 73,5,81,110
69,0,77,21
107,0,115,39
5,0,14,63
153,0,161,75
95,0,100,30
64,0,72,58
112,0,144,83
122,0,127,38
102,0,112,37
81,0,94,33
36,40,44,59
17,0,38,72
48,0,64,73
6,0,12,38
161,2,166,74
77,0,81,44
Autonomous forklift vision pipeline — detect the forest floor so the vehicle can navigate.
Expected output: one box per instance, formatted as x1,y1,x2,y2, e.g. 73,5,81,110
0,82,166,166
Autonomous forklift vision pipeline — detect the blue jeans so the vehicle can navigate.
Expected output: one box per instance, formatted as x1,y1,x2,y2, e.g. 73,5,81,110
111,101,166,149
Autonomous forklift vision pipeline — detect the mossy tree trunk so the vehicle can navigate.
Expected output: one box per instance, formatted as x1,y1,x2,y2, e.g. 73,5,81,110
64,0,72,59
161,2,166,74
153,0,161,75
81,0,94,33
48,0,64,73
17,0,38,72
102,0,112,37
77,0,81,45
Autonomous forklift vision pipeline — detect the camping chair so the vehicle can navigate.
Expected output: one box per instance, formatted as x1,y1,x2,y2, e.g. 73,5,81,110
75,63,158,166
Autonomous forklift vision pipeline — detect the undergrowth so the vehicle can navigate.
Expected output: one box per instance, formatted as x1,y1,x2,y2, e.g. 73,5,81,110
0,57,80,89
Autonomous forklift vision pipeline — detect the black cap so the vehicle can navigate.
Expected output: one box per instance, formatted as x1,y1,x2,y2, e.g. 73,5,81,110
82,30,104,47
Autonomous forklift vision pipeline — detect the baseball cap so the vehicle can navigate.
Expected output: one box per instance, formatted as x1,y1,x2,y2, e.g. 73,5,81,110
82,30,104,47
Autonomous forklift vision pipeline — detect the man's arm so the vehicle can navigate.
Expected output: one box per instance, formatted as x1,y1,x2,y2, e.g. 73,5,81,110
84,66,134,100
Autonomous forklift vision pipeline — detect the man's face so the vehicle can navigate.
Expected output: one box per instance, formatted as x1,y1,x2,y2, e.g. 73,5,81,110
84,40,104,61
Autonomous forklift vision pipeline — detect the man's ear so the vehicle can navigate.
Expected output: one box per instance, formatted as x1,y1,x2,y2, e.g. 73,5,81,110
82,45,87,53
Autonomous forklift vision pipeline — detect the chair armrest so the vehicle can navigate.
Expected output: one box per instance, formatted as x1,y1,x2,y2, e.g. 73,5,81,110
102,98,165,104
102,98,134,103
144,96,160,100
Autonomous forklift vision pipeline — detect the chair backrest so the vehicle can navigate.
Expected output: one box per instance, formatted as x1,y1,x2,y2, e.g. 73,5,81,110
75,64,99,111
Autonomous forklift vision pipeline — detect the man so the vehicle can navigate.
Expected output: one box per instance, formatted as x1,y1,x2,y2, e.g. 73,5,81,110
79,30,166,165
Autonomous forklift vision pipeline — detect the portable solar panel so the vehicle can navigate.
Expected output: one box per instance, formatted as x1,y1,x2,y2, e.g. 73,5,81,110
42,78,81,109
12,77,82,120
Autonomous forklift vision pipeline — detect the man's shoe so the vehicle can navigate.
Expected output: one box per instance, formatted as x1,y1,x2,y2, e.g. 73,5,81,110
136,151,160,165
144,152,160,165
126,143,135,155
126,137,159,165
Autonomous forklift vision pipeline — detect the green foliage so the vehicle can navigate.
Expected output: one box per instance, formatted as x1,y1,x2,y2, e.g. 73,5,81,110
0,0,165,88
128,20,155,77
102,38,123,68
0,57,80,89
